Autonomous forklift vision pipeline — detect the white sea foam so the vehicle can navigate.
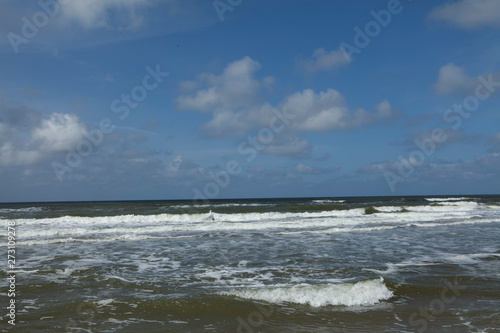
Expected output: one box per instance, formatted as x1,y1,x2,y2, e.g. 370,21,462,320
175,203,275,209
403,202,480,218
375,206,405,212
5,201,499,246
425,197,470,202
219,278,393,307
10,216,500,246
312,200,345,204
96,299,115,306
0,207,44,213
14,209,362,226
365,251,500,276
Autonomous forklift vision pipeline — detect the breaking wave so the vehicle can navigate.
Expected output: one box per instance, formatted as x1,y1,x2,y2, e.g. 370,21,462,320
219,278,393,307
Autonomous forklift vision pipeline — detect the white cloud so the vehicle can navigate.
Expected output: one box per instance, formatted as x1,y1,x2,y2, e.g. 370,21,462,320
261,137,312,159
375,100,394,117
202,109,254,138
60,0,152,30
31,113,86,153
425,153,500,180
432,63,477,95
0,112,87,167
288,89,350,131
177,57,399,160
295,163,340,175
177,56,266,112
285,89,398,132
359,153,500,184
296,47,352,74
200,89,398,137
295,164,313,173
429,0,500,29
432,64,500,96
178,57,398,139
0,142,41,167
357,161,400,175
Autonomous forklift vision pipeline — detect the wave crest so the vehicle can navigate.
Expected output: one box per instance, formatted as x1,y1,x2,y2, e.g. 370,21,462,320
219,278,393,307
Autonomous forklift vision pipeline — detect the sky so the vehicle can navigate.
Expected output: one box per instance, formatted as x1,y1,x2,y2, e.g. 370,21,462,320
1,0,500,202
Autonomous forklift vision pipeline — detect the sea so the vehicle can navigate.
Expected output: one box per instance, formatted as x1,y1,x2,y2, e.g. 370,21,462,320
1,195,500,332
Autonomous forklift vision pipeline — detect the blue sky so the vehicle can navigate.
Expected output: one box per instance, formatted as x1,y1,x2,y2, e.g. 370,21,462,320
1,0,500,202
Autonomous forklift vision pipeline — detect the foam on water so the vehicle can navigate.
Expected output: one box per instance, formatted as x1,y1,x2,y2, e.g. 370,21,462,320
364,251,500,276
4,199,499,246
0,207,45,214
312,199,346,203
410,200,479,211
425,197,470,202
219,278,393,307
12,202,476,227
4,197,499,332
175,203,275,209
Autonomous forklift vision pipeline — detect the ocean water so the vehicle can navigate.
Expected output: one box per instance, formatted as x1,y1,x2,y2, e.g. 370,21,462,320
1,195,500,332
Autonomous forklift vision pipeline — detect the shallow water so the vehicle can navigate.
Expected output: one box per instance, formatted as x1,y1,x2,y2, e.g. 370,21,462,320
1,195,500,332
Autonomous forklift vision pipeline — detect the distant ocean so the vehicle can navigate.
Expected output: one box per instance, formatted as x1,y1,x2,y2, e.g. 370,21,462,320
1,195,500,332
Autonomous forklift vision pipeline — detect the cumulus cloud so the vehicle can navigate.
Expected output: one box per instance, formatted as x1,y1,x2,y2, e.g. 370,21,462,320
428,0,500,30
31,113,86,153
432,63,500,96
296,47,352,75
0,95,200,193
179,59,398,137
285,89,398,132
177,56,266,112
432,63,477,95
177,57,399,158
0,104,87,166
